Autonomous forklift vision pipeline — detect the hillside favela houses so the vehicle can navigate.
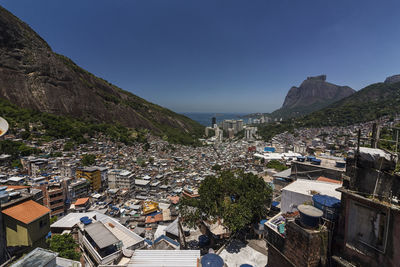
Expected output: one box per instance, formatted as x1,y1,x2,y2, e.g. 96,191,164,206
1,2,400,267
1,105,400,267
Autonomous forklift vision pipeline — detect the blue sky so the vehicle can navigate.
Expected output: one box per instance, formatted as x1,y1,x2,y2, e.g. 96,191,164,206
2,0,400,113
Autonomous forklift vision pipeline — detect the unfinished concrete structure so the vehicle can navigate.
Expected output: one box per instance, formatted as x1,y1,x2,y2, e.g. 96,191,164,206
332,147,400,267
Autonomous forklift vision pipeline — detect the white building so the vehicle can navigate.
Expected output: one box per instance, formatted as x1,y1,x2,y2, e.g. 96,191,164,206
280,179,341,214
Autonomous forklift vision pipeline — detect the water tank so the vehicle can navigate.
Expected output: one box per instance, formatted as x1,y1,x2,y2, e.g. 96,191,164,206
201,253,224,267
296,156,305,162
312,194,341,221
335,161,346,168
311,158,321,165
306,156,316,162
80,216,92,225
297,204,323,228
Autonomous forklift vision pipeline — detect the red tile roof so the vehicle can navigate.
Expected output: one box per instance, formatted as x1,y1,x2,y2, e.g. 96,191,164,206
145,214,163,224
317,176,342,184
2,200,50,224
167,196,180,204
74,197,89,206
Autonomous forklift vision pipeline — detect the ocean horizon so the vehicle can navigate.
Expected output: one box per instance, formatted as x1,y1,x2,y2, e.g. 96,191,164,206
182,112,249,126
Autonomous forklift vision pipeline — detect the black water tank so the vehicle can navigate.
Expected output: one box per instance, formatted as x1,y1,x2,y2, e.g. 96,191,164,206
297,204,323,228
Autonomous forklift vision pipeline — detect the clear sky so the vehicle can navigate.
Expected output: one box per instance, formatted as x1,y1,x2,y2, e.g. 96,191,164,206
2,0,400,113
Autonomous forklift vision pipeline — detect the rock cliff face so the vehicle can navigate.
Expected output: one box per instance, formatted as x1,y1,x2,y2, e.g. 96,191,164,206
384,74,400,84
0,5,202,135
271,75,355,119
282,75,355,109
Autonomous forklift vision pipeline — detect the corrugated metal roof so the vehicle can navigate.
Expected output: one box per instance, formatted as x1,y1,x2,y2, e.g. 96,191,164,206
165,218,179,236
85,222,119,249
128,250,200,267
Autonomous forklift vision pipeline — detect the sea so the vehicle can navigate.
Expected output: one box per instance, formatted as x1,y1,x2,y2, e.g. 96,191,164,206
182,112,249,127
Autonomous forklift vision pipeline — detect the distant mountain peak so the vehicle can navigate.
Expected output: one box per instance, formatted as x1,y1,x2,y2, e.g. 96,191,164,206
271,75,355,119
306,75,326,81
384,74,400,84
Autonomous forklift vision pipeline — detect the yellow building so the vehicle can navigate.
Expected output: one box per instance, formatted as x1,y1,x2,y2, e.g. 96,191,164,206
76,167,101,191
2,200,50,248
142,201,159,215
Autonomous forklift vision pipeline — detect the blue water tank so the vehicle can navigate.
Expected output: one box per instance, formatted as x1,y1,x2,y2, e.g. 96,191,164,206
311,158,321,165
297,156,305,162
201,254,224,267
264,147,275,152
297,204,323,228
306,156,316,162
312,194,341,221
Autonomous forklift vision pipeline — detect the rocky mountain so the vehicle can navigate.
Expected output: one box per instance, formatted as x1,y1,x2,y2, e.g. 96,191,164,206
384,74,400,84
258,75,400,140
0,5,203,143
271,75,355,119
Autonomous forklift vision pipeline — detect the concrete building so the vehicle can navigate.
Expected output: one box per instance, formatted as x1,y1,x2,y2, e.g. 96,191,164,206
76,167,101,191
266,211,329,267
95,166,108,191
2,200,50,248
36,181,68,217
280,179,341,214
77,215,145,266
332,148,400,267
245,127,257,141
0,205,7,265
68,178,90,201
108,169,135,190
290,156,345,181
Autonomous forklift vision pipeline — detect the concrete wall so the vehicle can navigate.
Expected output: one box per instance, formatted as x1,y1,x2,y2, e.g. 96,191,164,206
0,207,7,264
334,190,400,267
281,190,312,214
291,161,343,180
4,214,50,247
267,220,328,267
345,156,400,199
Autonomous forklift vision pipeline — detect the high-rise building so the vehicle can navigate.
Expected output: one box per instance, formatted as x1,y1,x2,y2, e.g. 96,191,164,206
211,117,216,127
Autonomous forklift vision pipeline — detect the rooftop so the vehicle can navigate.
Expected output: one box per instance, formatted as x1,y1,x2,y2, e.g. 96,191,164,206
316,176,342,184
282,179,342,200
85,221,120,249
2,200,50,224
74,197,89,206
128,250,200,267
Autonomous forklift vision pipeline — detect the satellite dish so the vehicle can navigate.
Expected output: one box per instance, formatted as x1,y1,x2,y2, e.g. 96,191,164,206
0,117,9,137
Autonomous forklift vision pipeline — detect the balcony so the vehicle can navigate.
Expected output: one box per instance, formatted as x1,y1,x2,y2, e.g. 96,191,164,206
49,195,64,202
50,201,64,209
81,235,120,265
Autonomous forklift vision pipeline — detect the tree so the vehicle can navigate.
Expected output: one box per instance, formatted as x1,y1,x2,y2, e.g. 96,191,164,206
50,215,58,225
266,160,288,172
63,141,74,151
211,164,222,171
180,171,272,233
81,154,96,166
47,234,81,261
